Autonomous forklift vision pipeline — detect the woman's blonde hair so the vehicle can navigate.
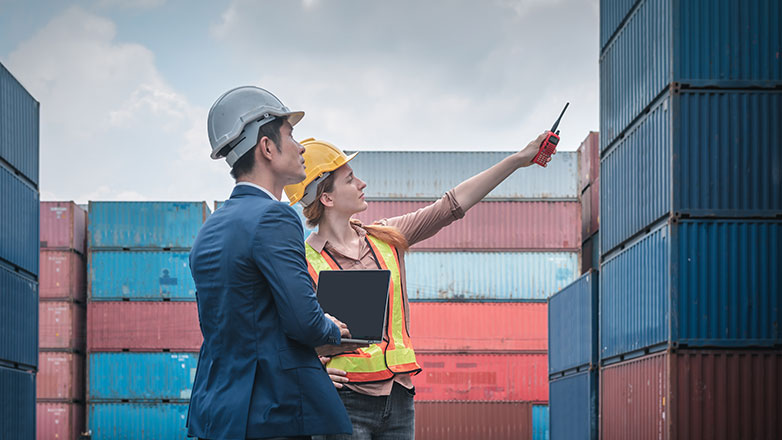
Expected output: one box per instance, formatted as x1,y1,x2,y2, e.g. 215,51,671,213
302,172,409,252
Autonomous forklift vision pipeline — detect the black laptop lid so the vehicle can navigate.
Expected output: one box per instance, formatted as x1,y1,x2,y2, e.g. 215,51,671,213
316,269,390,342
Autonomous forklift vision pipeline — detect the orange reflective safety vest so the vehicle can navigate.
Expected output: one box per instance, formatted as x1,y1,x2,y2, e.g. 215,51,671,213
305,235,421,382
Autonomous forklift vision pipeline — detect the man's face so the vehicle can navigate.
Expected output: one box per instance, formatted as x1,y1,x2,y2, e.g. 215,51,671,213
270,120,307,186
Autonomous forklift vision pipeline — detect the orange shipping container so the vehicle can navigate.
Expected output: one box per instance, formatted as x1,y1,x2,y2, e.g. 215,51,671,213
409,302,547,352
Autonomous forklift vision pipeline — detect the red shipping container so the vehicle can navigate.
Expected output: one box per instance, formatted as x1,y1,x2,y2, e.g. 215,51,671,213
37,402,85,440
415,401,533,440
578,131,599,194
40,201,87,254
87,301,201,351
39,250,86,301
40,301,86,351
581,176,599,240
37,351,84,401
601,350,782,440
413,352,548,402
409,302,547,352
353,201,581,250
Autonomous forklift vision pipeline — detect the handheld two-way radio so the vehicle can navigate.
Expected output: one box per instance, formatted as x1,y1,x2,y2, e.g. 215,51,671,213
532,102,570,167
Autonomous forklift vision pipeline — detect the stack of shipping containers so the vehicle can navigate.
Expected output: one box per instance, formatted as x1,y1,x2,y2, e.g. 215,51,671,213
350,151,582,439
578,132,600,274
0,62,40,438
599,0,781,438
38,202,88,438
86,202,207,439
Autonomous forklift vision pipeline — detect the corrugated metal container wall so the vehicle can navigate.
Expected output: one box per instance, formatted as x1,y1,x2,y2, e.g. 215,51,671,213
40,201,87,254
601,220,781,362
532,404,549,440
414,401,532,440
215,200,313,239
39,301,86,351
353,201,581,251
409,302,547,352
548,270,598,375
0,63,39,184
0,264,38,367
37,402,85,440
581,231,599,275
0,166,39,274
601,90,782,255
413,352,548,402
39,250,86,301
549,370,598,440
578,131,599,193
600,0,782,150
0,365,35,439
406,252,578,301
601,350,782,440
87,301,201,351
347,151,578,200
88,201,208,249
580,177,599,241
36,351,84,401
599,0,639,50
88,251,195,300
88,352,197,401
88,402,189,440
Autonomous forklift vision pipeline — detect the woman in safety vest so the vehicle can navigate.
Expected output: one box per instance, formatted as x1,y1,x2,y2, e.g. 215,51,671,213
284,133,551,440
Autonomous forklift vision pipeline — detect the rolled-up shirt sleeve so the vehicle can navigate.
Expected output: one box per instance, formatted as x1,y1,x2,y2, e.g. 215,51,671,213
379,189,465,246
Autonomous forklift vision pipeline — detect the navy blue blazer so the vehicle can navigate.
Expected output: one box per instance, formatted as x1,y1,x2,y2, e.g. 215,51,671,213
187,185,352,440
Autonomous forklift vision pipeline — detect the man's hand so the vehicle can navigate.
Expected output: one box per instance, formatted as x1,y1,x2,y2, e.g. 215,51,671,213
517,132,553,167
319,356,349,389
325,313,351,339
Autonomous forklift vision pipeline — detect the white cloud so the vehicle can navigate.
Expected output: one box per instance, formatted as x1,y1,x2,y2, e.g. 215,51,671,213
95,0,167,9
8,6,232,204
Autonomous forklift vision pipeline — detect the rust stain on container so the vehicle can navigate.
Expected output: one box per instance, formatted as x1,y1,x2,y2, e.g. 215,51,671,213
415,401,532,440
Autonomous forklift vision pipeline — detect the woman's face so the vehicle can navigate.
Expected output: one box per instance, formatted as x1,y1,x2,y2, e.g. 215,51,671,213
322,164,368,215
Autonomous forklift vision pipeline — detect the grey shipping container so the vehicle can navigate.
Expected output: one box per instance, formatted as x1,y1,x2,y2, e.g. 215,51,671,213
0,165,39,275
346,151,578,200
0,62,39,185
549,370,598,440
600,219,781,363
0,365,36,439
548,270,599,376
600,0,782,150
601,89,782,256
0,263,38,368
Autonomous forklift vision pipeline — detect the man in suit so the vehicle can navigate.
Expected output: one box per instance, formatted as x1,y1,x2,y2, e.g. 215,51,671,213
187,86,353,440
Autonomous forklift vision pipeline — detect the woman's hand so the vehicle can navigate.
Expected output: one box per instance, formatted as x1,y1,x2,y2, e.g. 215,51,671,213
319,356,349,389
516,132,553,168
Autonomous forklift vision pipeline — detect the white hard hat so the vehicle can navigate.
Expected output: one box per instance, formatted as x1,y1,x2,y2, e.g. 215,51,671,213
207,86,304,167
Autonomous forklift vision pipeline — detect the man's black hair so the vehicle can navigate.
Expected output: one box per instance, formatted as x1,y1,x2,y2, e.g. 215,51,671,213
230,117,285,180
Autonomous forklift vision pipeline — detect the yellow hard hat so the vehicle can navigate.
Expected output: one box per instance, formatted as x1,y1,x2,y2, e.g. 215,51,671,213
284,138,358,206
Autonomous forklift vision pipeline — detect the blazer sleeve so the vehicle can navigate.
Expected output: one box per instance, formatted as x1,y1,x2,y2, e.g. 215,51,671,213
252,202,341,347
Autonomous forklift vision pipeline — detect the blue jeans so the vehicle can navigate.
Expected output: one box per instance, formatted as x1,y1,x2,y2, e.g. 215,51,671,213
315,383,415,440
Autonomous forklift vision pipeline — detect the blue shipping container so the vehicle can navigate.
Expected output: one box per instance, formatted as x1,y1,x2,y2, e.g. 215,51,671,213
0,165,38,275
88,402,189,440
599,0,639,50
548,270,599,375
600,219,781,363
549,370,598,440
0,62,39,185
88,352,197,401
405,251,579,301
0,365,35,439
600,0,782,150
532,404,550,440
601,90,782,255
89,251,195,300
347,151,579,200
88,202,209,249
215,199,312,239
0,263,37,368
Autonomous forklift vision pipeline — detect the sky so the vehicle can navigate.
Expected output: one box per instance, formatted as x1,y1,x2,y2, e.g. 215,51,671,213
0,0,599,203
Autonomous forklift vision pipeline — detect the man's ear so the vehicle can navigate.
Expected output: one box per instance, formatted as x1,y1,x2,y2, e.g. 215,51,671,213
257,137,276,161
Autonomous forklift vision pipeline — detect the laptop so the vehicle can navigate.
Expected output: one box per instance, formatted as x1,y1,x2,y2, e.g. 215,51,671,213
316,269,390,345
